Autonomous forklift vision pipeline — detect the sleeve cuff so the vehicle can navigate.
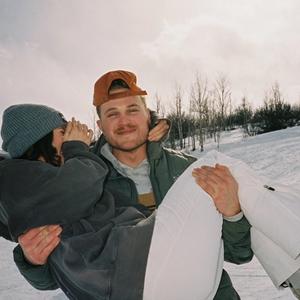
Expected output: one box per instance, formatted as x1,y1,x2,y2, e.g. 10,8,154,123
223,211,244,222
61,141,89,160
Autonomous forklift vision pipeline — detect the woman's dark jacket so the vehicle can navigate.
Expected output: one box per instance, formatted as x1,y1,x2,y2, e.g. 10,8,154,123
0,141,154,299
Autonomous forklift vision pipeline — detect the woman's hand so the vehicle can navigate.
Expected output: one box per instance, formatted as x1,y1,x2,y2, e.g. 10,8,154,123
148,119,169,142
63,118,93,146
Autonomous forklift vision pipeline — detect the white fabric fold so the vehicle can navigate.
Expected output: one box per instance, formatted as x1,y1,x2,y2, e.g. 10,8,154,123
251,228,300,287
195,150,300,287
221,154,300,261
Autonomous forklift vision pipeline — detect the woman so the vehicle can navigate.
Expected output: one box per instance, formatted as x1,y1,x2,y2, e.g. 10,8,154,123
0,104,225,300
0,103,160,300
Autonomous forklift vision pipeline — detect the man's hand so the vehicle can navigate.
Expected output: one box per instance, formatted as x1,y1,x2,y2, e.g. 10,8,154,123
18,225,62,265
148,119,169,142
192,164,241,217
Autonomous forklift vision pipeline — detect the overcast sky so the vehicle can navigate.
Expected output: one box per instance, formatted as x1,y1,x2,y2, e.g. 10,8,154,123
1,0,300,128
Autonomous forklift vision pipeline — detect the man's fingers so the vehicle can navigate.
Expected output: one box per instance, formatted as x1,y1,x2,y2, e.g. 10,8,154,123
194,174,217,193
202,164,231,177
193,176,216,198
36,231,61,256
34,226,62,263
193,164,240,216
34,225,61,247
19,225,62,265
215,163,229,170
192,167,221,185
39,238,61,260
193,170,219,186
19,225,61,250
26,235,61,265
18,226,47,244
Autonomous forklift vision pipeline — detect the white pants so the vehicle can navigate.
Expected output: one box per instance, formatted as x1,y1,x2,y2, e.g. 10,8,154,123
143,154,224,300
144,150,300,300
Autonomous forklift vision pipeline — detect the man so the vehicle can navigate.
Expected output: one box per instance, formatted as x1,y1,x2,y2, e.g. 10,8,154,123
13,70,252,299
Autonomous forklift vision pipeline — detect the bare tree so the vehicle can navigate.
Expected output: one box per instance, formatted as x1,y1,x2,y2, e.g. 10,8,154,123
213,75,232,149
259,81,292,132
188,97,196,151
190,73,209,152
240,96,252,137
269,81,283,104
207,90,218,142
175,84,185,149
154,92,166,117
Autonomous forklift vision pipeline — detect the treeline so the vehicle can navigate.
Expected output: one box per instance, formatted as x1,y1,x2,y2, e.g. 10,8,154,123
155,76,300,151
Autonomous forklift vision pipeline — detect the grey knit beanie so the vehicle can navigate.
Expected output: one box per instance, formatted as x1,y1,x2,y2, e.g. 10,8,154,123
1,104,66,158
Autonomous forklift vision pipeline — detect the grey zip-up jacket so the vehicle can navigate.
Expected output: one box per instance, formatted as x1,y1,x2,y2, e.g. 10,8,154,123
0,141,154,299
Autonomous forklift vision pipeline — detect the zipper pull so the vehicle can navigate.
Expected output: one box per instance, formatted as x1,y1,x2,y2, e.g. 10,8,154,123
264,185,275,191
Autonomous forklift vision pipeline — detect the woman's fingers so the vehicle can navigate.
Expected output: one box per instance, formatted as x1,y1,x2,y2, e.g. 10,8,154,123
63,118,93,146
64,120,73,139
87,129,94,142
148,119,169,141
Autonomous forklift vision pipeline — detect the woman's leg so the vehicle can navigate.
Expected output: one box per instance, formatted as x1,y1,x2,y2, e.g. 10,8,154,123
143,163,224,300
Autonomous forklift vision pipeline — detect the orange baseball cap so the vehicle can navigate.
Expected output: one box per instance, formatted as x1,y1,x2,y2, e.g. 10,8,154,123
93,70,147,106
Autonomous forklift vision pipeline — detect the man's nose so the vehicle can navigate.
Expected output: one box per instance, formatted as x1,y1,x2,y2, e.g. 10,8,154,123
117,113,131,126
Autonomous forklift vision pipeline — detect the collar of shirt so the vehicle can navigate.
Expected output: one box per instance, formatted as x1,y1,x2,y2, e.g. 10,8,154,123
101,143,152,194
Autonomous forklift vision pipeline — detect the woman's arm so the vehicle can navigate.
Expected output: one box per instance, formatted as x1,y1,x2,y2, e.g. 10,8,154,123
8,121,114,290
5,141,109,240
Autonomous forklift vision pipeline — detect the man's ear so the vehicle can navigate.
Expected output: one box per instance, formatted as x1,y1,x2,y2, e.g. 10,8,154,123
96,119,102,131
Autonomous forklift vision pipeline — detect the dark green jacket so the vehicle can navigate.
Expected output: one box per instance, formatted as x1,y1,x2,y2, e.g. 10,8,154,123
13,137,252,299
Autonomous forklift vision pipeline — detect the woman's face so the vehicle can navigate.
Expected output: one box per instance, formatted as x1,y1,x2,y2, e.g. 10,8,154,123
52,127,66,157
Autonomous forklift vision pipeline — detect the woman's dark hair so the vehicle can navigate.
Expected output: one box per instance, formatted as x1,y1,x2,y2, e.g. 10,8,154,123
20,131,61,166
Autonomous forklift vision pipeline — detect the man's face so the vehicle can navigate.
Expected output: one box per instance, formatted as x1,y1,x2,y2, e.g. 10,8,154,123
97,95,151,152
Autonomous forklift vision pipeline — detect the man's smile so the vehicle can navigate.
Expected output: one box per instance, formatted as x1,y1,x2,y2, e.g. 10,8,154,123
115,126,137,135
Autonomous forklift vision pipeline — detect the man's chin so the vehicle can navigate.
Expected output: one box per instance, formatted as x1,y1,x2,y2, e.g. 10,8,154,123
112,141,147,152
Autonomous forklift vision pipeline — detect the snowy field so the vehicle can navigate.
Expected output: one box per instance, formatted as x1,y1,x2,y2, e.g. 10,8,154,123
1,126,300,299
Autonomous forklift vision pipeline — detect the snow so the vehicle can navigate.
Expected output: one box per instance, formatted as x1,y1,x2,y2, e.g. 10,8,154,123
1,126,299,299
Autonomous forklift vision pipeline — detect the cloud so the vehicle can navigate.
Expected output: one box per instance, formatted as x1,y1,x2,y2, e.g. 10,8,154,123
0,0,300,131
140,2,300,106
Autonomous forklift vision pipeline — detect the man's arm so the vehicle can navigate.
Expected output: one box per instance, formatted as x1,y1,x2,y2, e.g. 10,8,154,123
13,245,58,290
222,215,253,264
192,163,253,264
13,225,62,290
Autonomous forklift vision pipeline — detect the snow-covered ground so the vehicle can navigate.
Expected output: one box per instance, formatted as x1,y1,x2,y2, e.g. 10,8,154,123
1,126,299,299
